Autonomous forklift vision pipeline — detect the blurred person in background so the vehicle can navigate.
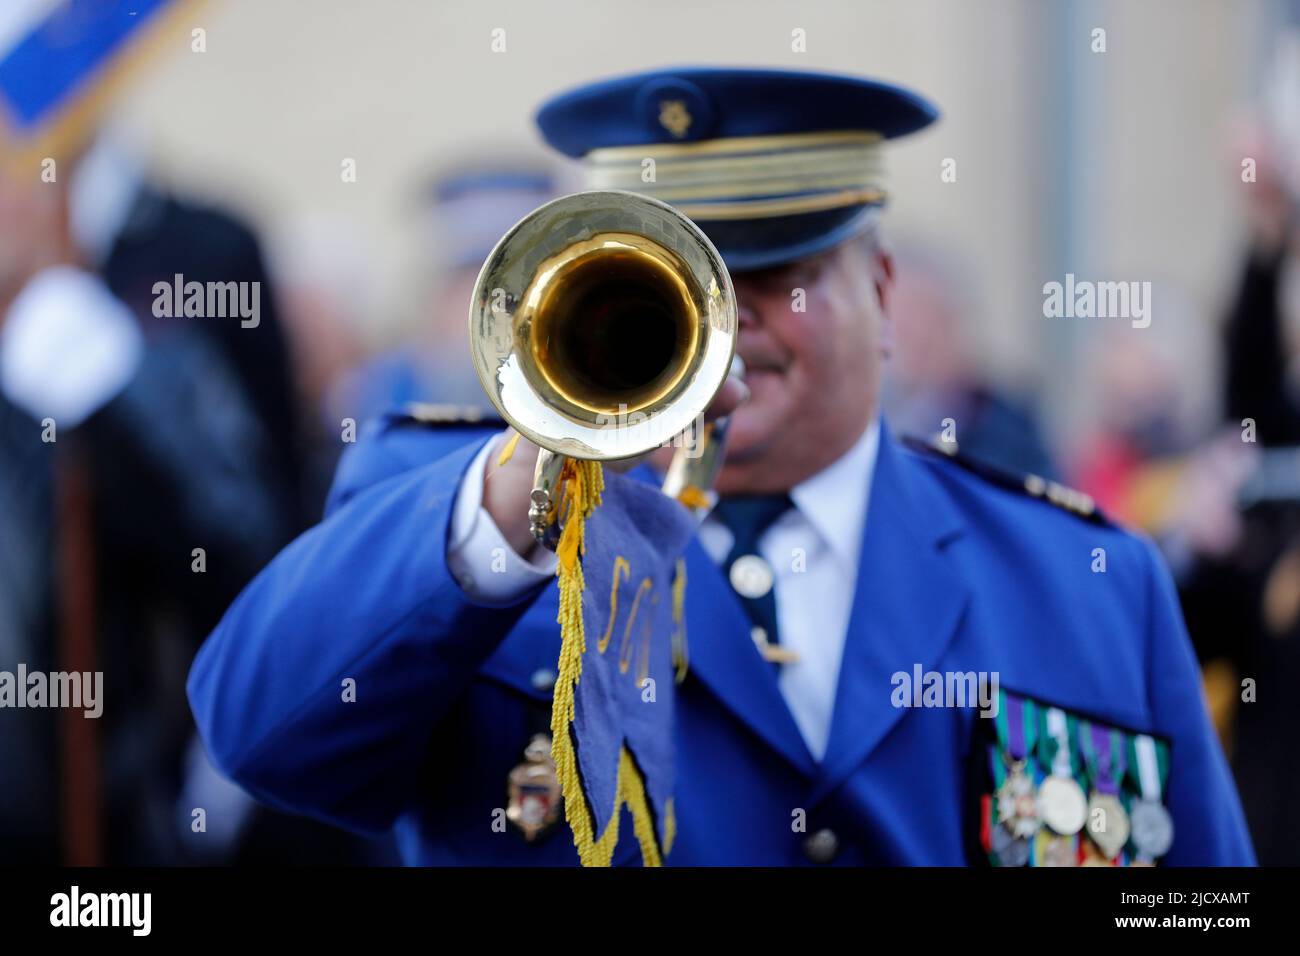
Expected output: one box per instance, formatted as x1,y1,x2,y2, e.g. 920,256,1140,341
0,128,395,865
0,0,315,864
1204,64,1300,863
1070,302,1218,535
882,240,1057,477
0,132,296,863
332,162,555,423
270,214,373,513
1067,290,1252,756
1063,34,1300,861
0,0,373,862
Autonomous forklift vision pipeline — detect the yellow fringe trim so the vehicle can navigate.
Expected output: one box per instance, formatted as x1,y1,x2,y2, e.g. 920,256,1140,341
663,798,677,856
550,458,605,864
496,430,522,467
621,748,663,867
548,458,672,866
671,558,689,684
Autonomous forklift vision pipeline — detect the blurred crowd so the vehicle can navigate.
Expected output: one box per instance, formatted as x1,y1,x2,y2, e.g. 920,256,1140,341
884,111,1300,865
4,24,1300,869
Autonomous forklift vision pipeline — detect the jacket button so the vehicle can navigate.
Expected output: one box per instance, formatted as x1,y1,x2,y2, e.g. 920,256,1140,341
530,668,557,694
803,829,840,864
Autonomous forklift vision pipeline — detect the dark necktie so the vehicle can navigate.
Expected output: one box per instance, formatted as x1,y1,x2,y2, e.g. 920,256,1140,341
711,493,799,664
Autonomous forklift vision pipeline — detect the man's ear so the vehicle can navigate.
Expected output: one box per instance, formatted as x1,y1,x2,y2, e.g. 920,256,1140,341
874,246,896,356
874,246,895,309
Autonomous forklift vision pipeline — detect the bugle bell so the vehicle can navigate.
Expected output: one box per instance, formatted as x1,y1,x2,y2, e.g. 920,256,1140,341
468,189,737,547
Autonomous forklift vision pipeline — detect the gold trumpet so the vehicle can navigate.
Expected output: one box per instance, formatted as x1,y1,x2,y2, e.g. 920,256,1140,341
469,190,737,548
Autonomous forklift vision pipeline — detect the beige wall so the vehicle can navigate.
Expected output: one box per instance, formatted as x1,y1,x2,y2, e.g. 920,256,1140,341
110,0,1273,414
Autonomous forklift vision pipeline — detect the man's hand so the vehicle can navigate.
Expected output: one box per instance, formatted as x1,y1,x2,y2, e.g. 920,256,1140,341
482,372,749,556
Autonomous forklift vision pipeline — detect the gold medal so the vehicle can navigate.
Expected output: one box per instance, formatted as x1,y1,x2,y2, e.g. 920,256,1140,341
1086,791,1130,859
506,734,562,841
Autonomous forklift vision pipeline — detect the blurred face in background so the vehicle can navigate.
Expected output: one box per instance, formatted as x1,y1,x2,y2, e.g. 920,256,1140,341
420,263,490,405
888,263,969,394
716,232,894,494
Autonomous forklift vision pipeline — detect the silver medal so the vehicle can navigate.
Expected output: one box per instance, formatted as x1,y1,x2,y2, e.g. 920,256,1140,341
1129,798,1174,859
990,824,1030,866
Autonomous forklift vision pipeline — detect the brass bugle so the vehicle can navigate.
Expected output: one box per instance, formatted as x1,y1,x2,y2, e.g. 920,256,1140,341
468,190,738,547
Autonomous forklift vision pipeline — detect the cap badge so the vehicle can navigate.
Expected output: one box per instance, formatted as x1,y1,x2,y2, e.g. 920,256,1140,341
658,99,692,138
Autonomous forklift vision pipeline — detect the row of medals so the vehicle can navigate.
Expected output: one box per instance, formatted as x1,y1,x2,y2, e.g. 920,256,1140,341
994,756,1174,867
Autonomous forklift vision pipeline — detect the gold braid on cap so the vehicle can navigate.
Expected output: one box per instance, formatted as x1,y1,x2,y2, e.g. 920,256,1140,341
585,130,887,220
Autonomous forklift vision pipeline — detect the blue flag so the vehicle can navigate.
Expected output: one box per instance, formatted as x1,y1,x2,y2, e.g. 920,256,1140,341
0,0,187,162
548,461,696,866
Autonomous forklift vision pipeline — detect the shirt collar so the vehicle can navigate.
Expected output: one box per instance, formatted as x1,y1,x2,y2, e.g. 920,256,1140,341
788,417,881,571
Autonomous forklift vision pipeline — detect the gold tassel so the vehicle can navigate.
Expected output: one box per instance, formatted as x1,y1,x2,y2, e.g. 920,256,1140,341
674,485,711,510
663,797,677,856
496,430,522,467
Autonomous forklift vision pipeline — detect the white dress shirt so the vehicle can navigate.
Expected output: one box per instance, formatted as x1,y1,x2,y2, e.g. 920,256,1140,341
448,420,882,762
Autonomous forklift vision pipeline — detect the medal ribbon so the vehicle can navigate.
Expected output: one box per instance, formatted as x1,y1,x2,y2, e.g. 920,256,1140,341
1126,733,1174,863
996,691,1038,762
1080,721,1126,795
1037,707,1078,778
1128,734,1169,801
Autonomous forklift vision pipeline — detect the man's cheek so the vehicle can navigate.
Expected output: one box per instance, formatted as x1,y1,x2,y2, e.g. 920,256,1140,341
789,291,830,330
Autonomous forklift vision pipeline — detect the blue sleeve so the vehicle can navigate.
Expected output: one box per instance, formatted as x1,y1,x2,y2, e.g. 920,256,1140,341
1140,538,1256,865
187,428,545,834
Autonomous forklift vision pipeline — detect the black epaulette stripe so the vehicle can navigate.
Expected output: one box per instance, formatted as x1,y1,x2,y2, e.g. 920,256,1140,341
389,402,505,429
900,434,1111,527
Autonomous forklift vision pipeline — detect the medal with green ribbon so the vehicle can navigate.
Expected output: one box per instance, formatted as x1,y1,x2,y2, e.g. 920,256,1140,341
1125,733,1174,862
1031,706,1086,865
1079,721,1130,860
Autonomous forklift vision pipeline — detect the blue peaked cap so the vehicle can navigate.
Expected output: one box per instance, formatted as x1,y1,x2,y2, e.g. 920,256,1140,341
535,67,939,271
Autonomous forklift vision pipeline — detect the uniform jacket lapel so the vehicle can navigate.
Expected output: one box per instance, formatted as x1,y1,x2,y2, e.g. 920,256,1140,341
638,425,968,788
679,532,818,777
811,427,969,803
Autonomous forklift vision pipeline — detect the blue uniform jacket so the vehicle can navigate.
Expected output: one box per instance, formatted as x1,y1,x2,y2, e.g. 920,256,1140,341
187,416,1256,865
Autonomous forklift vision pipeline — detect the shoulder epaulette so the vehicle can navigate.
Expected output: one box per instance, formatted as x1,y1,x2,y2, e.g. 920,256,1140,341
388,402,504,428
901,433,1110,526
